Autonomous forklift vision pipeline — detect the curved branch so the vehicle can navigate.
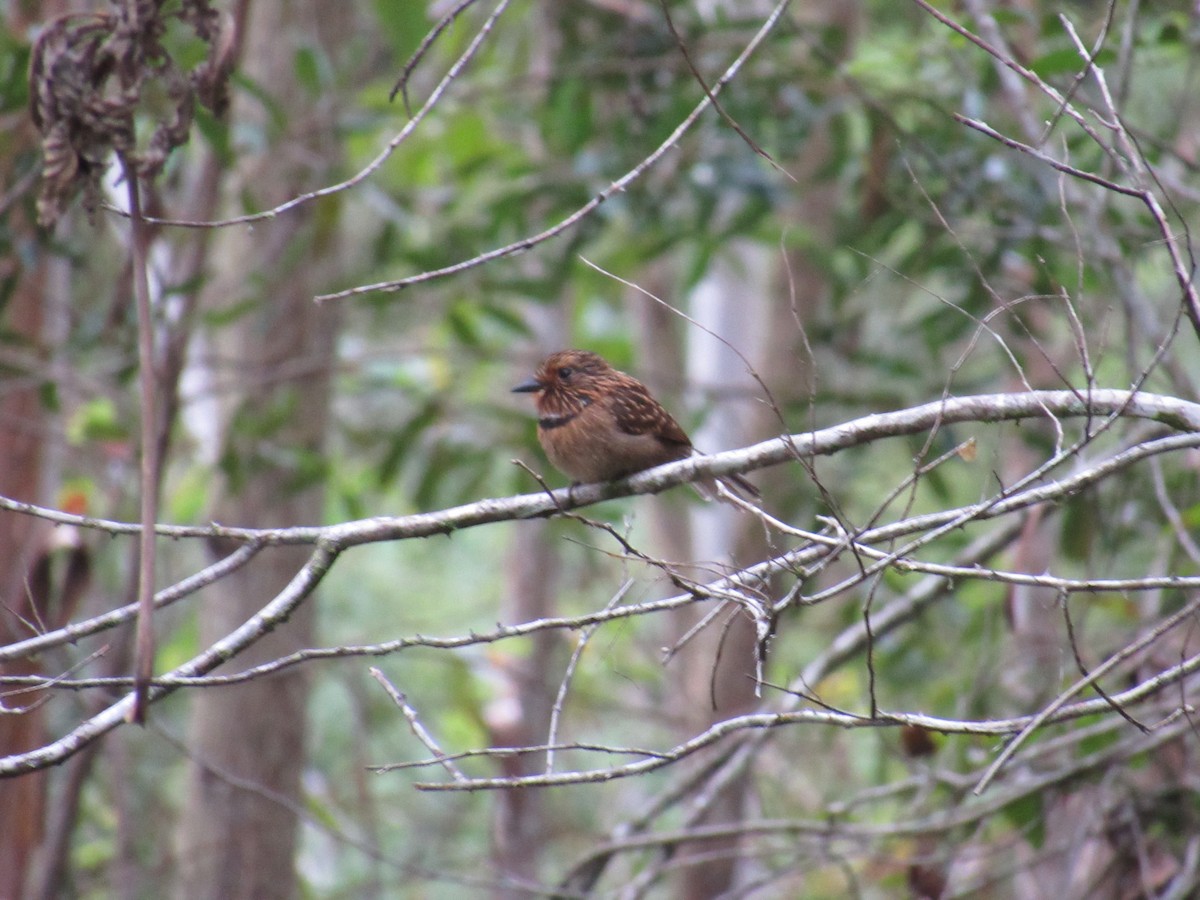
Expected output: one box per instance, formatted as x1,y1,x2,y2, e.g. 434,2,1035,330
313,0,797,301
110,0,513,231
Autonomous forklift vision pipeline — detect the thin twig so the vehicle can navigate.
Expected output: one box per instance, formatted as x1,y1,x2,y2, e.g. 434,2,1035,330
389,0,480,111
0,542,263,663
370,667,468,783
954,115,1143,198
121,154,159,726
413,682,1196,792
375,740,670,773
657,0,795,182
973,592,1200,794
1061,591,1148,733
314,0,797,301
109,0,512,231
545,580,634,774
1059,12,1200,341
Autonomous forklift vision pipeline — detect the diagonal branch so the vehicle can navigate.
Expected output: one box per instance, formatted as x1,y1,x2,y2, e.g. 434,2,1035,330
0,544,339,777
313,0,798,301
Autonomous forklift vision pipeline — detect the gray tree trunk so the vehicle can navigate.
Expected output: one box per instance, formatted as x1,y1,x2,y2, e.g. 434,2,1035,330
173,0,346,895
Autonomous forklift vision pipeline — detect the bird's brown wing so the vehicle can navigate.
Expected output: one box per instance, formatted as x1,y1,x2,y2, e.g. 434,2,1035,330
607,377,693,451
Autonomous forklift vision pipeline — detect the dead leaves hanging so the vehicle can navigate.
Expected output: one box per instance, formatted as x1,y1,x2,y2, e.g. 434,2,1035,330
29,0,235,229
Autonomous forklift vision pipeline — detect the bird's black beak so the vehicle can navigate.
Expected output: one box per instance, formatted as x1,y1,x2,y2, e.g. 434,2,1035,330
512,377,542,394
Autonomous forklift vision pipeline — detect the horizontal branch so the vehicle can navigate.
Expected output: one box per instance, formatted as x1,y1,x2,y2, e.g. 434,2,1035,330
1,389,1195,546
4,412,1197,679
7,560,1200,693
413,666,1197,791
557,711,1192,882
3,390,1197,775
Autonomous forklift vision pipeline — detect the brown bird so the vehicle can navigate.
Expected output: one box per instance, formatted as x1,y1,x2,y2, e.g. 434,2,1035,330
513,349,757,500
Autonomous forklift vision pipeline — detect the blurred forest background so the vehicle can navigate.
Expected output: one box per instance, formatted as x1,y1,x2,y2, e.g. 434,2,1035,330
3,0,1200,897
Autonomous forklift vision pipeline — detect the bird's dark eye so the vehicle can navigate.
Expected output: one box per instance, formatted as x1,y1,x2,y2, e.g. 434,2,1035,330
557,366,574,380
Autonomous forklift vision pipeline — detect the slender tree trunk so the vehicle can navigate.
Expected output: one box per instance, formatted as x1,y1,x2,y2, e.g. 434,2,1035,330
489,527,561,898
673,248,771,898
0,5,76,895
0,204,52,900
173,0,346,895
487,307,571,896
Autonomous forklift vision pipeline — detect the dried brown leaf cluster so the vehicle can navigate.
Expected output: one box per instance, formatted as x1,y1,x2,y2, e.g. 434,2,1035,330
29,0,234,228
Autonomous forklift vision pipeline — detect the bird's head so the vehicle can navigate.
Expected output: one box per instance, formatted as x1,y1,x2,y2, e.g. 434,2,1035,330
512,350,615,414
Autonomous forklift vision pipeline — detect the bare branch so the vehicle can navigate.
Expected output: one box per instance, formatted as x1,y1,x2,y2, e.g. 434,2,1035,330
414,685,1196,792
973,591,1200,794
313,0,796,301
0,390,1195,544
111,0,513,231
0,545,338,777
370,667,467,783
388,0,481,111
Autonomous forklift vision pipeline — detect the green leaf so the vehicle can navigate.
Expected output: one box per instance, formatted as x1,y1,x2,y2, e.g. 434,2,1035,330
1060,492,1098,561
167,467,213,522
38,379,59,413
67,397,127,444
294,44,329,97
371,0,429,60
478,302,531,336
286,446,330,493
445,302,481,347
378,400,441,487
1000,790,1045,849
545,77,593,155
203,297,260,328
1030,47,1115,79
0,33,29,115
